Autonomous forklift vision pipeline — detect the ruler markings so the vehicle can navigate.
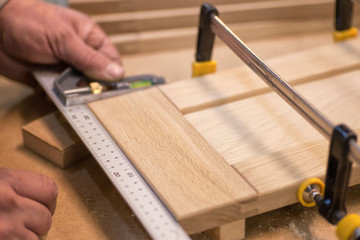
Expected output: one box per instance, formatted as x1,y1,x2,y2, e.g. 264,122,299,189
36,74,190,240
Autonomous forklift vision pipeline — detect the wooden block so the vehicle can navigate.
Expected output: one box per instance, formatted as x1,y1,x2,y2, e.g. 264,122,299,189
161,38,360,114
185,69,360,217
88,87,257,233
205,219,245,240
22,111,89,168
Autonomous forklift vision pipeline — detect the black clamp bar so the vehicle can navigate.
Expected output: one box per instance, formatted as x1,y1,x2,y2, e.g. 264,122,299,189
195,3,219,62
317,124,357,224
335,0,354,31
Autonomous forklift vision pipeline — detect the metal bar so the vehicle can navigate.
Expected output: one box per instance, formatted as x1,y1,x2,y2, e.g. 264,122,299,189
210,14,360,165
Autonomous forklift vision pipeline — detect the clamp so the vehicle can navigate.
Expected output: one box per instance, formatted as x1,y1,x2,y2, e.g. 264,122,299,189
334,0,358,41
192,3,218,77
298,125,360,240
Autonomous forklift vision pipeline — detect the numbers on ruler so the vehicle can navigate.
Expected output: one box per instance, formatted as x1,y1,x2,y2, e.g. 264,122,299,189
62,106,186,240
38,79,189,240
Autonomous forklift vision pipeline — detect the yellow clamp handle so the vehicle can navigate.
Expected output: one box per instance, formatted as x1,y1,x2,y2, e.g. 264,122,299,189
333,27,358,42
192,60,217,77
336,214,360,240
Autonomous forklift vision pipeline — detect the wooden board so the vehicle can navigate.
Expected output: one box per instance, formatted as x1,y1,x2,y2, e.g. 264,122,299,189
110,18,336,54
70,0,281,15
185,70,360,216
88,87,257,233
161,38,360,114
70,0,360,54
87,39,360,237
92,0,333,34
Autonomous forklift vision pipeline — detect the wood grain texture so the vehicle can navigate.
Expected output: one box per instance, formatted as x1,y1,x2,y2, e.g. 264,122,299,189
88,87,257,233
6,30,360,239
185,70,360,216
22,111,89,168
161,38,360,114
111,18,337,54
93,0,332,34
205,219,245,240
70,0,280,15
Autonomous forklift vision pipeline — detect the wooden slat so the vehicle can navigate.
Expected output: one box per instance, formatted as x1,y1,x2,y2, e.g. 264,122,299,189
121,31,335,84
70,0,134,15
160,38,360,114
88,87,257,233
93,0,333,34
70,0,359,54
185,70,360,216
111,18,336,54
70,0,277,15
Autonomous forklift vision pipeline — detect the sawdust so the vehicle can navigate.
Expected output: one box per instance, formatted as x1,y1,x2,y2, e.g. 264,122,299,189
288,221,306,239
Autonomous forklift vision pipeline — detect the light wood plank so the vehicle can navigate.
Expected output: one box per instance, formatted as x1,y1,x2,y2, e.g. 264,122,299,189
88,87,257,233
121,31,335,83
70,0,280,15
161,38,360,114
111,18,338,54
93,0,332,34
185,70,360,216
22,111,89,168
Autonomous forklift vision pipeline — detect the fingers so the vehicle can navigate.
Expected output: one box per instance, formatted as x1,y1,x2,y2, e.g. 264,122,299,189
0,169,55,239
0,49,37,86
58,11,124,81
21,197,52,236
0,224,39,240
85,24,122,64
3,169,58,215
61,32,124,82
22,230,39,240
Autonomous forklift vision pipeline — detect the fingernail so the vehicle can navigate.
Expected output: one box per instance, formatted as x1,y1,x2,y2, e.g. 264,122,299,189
105,63,124,80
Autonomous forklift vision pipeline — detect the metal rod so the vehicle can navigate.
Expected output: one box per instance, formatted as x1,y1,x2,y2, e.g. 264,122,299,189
210,14,360,165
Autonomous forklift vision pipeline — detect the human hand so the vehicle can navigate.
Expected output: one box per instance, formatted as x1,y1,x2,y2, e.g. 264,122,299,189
0,0,124,85
0,168,58,239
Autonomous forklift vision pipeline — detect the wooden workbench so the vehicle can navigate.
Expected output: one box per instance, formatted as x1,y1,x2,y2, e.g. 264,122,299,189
2,30,360,239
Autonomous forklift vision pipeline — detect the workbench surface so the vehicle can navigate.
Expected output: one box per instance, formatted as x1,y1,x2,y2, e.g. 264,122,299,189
2,31,360,239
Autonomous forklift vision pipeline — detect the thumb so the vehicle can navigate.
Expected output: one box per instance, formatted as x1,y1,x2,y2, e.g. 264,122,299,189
61,34,124,81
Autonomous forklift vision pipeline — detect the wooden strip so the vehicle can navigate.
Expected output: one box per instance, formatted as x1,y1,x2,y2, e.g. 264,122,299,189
121,31,334,84
93,0,332,34
111,18,335,54
70,0,134,15
160,38,360,114
70,0,279,15
88,87,257,233
185,70,360,216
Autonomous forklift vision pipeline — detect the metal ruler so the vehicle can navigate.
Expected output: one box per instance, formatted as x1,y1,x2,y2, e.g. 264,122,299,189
34,71,190,240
